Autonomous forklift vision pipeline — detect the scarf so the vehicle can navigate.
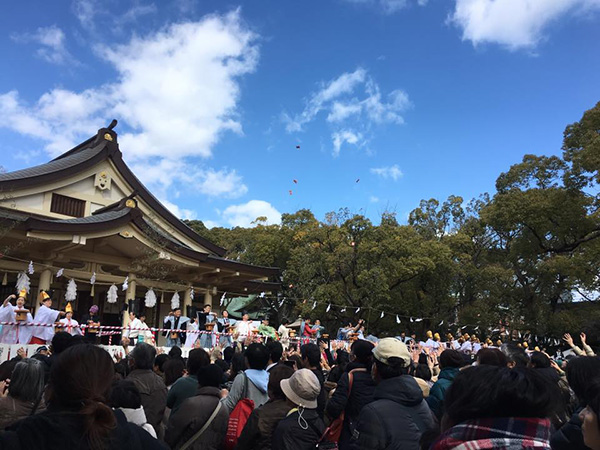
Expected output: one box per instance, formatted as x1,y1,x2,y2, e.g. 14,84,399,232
431,417,551,450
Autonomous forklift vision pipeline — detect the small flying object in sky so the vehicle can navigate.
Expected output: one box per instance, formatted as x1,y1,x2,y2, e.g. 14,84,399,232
289,190,293,195
355,178,360,183
293,179,298,184
296,145,300,149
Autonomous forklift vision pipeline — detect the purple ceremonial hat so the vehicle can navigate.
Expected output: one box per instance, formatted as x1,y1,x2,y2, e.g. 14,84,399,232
90,305,99,314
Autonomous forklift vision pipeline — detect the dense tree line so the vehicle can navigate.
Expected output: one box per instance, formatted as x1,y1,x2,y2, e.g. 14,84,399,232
185,101,600,340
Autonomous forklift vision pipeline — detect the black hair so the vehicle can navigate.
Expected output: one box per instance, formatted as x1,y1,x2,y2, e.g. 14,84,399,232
501,343,529,368
51,332,73,355
530,351,551,369
109,379,142,409
301,343,321,369
585,377,600,418
267,341,283,364
443,366,558,429
566,356,600,404
351,340,374,366
187,348,210,377
268,364,294,400
414,363,432,382
130,342,156,371
173,308,181,312
168,346,183,359
230,353,246,381
223,346,235,363
375,357,409,380
163,358,185,386
439,350,464,369
245,343,270,370
154,353,169,373
281,318,290,325
197,364,223,388
477,348,508,367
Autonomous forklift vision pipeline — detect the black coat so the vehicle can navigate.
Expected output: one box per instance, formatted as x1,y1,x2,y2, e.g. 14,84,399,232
272,408,325,450
311,368,327,420
236,398,291,450
550,407,588,450
349,375,434,450
326,363,375,450
0,407,166,450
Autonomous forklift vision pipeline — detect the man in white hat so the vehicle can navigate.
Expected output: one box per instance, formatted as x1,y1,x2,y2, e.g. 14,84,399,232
272,368,326,450
350,338,434,450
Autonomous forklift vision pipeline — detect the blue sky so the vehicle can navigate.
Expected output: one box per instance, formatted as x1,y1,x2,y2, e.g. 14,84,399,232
1,0,599,227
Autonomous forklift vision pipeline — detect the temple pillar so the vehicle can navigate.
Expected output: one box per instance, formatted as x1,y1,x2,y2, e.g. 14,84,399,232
204,288,213,309
122,274,136,329
183,287,192,317
38,269,52,292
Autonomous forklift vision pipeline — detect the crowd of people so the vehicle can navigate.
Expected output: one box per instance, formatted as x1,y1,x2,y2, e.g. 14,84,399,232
2,291,600,449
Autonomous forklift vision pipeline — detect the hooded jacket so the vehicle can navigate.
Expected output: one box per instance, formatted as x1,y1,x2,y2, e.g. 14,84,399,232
426,367,460,420
350,375,434,450
236,398,292,450
221,370,269,413
127,369,168,435
272,408,325,450
166,386,229,450
0,407,166,450
326,362,375,449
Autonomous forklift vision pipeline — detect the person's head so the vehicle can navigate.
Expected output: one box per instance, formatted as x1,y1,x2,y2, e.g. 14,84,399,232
262,317,270,326
130,342,156,371
8,359,45,403
223,346,235,363
197,364,223,388
351,339,374,366
400,332,406,339
129,311,136,321
501,343,529,368
187,348,210,377
287,354,303,371
35,346,49,356
281,318,289,326
163,358,185,386
529,351,551,369
230,352,246,379
371,337,411,382
476,348,508,367
222,310,229,318
439,350,465,370
304,317,311,325
48,345,116,449
280,368,321,408
567,357,600,404
109,379,142,409
580,378,600,450
267,364,294,400
89,305,99,315
245,343,270,370
168,346,183,360
242,312,249,321
317,338,328,350
314,319,321,326
442,366,559,431
203,304,211,313
65,311,73,320
267,340,283,365
300,343,321,369
139,315,146,323
414,364,432,382
174,308,181,318
51,332,73,355
153,353,169,375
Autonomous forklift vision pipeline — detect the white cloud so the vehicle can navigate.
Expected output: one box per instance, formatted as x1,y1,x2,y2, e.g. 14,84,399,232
222,200,282,228
332,130,364,157
159,198,197,220
342,0,431,13
202,219,220,229
11,26,76,65
369,196,380,203
449,0,600,50
0,10,258,204
72,0,96,29
370,164,403,180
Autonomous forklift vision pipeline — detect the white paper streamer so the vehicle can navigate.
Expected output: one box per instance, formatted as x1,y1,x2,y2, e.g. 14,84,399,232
171,291,180,310
396,315,401,324
326,304,331,312
107,284,118,304
220,292,226,306
65,279,77,301
190,288,194,301
56,268,64,278
145,288,157,308
380,311,384,318
355,307,361,313
27,261,34,275
122,276,129,291
16,272,30,294
90,272,96,285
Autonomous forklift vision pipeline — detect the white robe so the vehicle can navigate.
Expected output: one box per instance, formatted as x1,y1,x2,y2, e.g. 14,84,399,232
32,305,61,343
235,320,253,342
59,318,83,336
124,318,143,339
0,304,33,344
184,321,199,348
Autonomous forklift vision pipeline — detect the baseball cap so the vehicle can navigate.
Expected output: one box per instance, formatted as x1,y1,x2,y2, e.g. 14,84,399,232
372,337,411,367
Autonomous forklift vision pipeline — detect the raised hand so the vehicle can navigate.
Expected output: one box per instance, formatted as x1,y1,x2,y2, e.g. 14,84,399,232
563,333,574,347
580,332,587,345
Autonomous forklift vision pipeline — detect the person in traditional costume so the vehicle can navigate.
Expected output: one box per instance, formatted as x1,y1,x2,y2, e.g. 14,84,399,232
278,318,291,350
235,312,255,348
31,291,65,345
0,290,34,344
124,311,143,344
184,317,199,348
217,309,236,348
197,304,215,349
81,305,101,344
163,308,189,347
138,315,154,344
258,317,278,341
58,309,83,336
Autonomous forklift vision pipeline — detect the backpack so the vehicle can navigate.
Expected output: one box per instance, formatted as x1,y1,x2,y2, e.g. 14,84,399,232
223,373,255,450
325,368,366,443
